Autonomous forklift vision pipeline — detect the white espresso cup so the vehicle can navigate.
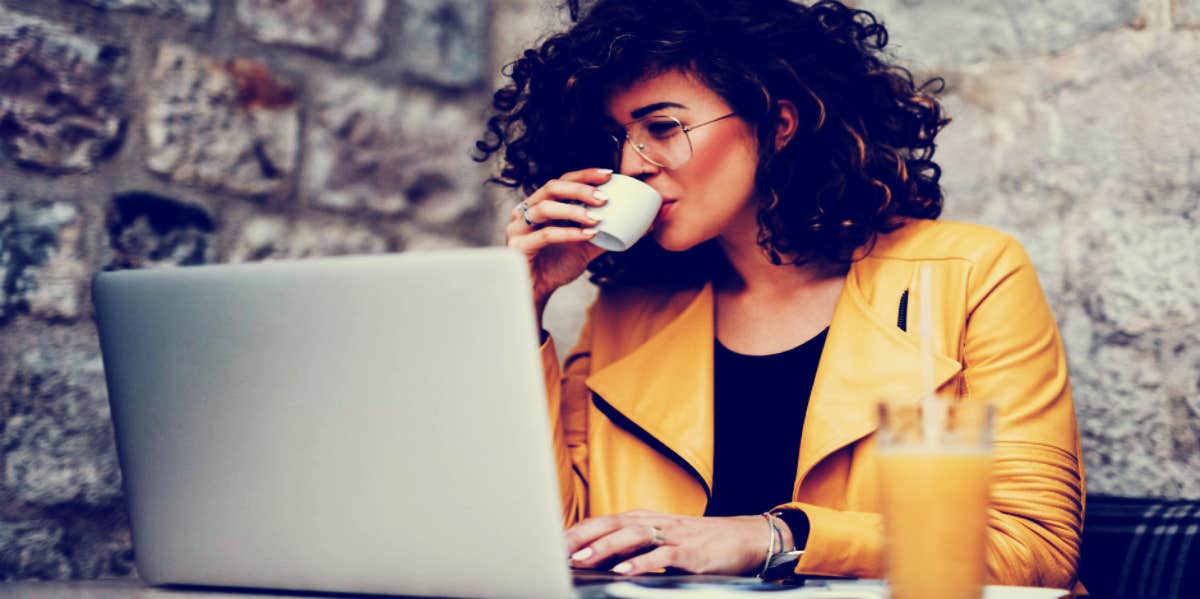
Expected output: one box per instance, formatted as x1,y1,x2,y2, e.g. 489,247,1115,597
588,174,663,252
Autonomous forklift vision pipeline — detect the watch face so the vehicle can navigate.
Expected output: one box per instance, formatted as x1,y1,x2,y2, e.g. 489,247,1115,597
764,550,804,581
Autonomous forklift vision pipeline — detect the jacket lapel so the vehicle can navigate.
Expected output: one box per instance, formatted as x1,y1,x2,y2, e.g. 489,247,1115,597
585,284,716,495
795,267,962,490
580,261,964,504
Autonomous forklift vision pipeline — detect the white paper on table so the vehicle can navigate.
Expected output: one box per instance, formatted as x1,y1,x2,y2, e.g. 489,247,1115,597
983,586,1071,599
603,580,1070,599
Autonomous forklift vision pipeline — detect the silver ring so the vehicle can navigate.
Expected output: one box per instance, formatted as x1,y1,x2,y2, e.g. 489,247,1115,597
646,525,665,546
518,201,536,227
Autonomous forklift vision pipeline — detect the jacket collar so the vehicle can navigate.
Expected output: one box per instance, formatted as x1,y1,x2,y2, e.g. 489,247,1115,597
585,284,717,494
797,269,961,489
583,265,962,497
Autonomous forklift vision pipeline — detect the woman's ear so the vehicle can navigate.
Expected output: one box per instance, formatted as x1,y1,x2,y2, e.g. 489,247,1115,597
773,99,800,152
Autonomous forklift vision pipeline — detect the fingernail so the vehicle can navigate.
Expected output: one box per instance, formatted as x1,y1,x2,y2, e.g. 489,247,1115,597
596,168,613,175
611,562,632,574
582,227,598,236
571,548,593,561
593,191,610,203
586,211,603,222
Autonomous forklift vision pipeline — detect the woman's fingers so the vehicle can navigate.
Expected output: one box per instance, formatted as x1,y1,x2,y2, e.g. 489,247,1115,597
610,545,682,576
568,521,663,570
507,225,597,254
505,168,611,241
517,199,603,230
558,167,615,187
565,515,624,557
527,179,610,209
524,171,613,210
568,513,766,576
566,511,667,557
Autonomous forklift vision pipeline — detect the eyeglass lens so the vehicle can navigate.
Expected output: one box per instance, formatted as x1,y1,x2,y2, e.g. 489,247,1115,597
612,116,693,170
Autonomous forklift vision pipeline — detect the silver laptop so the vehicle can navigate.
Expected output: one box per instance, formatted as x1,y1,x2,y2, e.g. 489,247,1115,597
93,249,575,599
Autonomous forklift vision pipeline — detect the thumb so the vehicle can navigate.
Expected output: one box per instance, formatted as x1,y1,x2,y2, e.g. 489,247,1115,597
583,241,608,263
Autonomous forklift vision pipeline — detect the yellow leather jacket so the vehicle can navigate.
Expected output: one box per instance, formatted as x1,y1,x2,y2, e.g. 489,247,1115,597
539,219,1084,588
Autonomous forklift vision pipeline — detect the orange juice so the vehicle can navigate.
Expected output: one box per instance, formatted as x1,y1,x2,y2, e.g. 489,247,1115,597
877,448,992,599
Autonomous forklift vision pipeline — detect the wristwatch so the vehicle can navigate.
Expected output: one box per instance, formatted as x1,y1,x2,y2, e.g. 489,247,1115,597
760,509,810,581
761,549,804,581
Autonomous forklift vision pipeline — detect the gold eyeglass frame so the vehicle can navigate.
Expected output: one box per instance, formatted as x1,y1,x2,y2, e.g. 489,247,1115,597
609,112,738,170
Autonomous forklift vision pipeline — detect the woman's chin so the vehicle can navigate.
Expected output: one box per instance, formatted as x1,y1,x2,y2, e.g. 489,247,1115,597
651,228,702,253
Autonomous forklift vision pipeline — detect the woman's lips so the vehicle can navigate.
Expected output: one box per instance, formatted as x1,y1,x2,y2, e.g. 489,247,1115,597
656,200,677,223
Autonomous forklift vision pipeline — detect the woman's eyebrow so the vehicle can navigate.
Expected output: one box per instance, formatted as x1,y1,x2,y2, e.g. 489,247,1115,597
630,102,688,119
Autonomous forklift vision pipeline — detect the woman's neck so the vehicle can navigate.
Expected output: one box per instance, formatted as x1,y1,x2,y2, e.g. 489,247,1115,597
715,205,845,299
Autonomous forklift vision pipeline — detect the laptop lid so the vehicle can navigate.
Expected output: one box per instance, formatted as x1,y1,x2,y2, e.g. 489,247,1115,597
93,249,573,599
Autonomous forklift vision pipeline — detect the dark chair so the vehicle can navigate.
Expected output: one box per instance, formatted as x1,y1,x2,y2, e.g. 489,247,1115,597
1078,494,1200,599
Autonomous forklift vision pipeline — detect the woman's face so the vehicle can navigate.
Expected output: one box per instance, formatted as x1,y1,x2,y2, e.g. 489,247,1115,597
603,69,762,252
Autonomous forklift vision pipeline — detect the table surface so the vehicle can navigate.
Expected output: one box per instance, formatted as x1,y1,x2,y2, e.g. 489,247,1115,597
0,579,1075,599
0,578,619,599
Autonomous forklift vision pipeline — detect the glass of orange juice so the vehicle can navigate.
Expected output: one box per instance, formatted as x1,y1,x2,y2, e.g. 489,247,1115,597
877,399,994,599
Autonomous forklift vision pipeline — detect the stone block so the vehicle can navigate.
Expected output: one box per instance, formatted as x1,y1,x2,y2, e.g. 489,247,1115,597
939,34,1200,328
1177,0,1200,27
0,197,86,322
395,222,471,251
1162,332,1200,498
1073,329,1200,497
72,0,212,22
236,0,386,60
145,44,299,197
226,215,388,261
860,0,1142,68
1049,37,1200,338
400,0,488,87
1070,200,1199,337
62,507,135,579
105,191,216,269
304,75,483,222
0,520,72,580
3,347,121,507
0,8,126,172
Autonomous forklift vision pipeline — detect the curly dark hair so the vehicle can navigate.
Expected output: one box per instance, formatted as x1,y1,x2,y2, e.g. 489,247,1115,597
475,0,949,288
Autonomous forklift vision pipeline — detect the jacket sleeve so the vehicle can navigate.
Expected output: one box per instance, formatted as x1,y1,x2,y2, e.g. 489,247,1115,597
540,305,597,527
782,238,1085,588
961,239,1084,588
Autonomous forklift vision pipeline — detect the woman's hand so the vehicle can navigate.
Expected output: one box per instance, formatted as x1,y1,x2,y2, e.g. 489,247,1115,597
506,168,614,323
566,510,769,576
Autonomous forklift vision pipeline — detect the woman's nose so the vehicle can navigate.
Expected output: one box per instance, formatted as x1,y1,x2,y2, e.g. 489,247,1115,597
617,139,661,178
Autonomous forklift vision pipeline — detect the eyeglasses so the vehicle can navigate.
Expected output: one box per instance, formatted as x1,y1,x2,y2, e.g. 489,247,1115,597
608,112,737,170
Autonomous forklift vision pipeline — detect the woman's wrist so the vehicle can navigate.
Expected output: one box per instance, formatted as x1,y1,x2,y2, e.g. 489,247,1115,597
743,515,775,575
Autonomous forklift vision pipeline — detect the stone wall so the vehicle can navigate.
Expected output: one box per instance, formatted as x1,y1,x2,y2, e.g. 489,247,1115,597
0,0,1197,582
0,0,518,580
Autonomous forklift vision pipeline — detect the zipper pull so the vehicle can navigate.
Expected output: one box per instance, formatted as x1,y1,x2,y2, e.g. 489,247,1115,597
897,289,909,332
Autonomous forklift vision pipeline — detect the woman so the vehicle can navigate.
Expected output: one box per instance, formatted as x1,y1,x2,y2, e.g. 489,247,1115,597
476,0,1084,587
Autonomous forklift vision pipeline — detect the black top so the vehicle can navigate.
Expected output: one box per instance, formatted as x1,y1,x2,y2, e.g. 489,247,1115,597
704,329,827,518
